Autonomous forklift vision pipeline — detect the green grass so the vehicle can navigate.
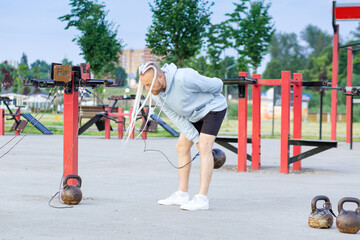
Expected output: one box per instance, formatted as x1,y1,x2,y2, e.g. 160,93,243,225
9,112,360,142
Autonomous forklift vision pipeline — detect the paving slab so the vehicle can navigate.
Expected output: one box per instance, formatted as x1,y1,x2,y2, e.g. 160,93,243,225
0,134,359,239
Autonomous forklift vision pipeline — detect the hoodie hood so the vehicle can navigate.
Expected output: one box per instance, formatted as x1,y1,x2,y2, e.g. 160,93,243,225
161,63,177,94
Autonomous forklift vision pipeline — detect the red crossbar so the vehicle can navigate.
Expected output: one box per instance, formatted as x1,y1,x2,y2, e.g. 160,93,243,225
258,79,282,86
335,5,360,20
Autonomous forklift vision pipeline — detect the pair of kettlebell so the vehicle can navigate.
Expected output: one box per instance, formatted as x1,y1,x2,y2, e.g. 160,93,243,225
212,148,226,169
308,195,360,234
61,174,83,205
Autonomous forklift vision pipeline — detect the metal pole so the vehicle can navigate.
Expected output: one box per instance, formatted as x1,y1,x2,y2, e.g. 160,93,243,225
272,88,275,136
319,88,324,140
350,95,353,150
331,25,339,140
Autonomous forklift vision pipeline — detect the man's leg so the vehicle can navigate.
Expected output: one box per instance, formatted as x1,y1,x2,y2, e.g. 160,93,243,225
176,133,193,192
197,133,216,196
157,133,193,206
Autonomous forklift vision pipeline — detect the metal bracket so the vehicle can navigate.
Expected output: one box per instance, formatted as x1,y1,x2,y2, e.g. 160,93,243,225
288,139,337,164
215,136,252,161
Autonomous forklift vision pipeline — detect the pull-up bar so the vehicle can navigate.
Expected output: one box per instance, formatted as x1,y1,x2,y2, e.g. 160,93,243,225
331,1,360,140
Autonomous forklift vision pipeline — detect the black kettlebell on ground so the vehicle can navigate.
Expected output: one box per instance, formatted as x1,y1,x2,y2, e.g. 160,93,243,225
336,197,360,234
308,195,334,229
212,148,226,169
61,174,82,205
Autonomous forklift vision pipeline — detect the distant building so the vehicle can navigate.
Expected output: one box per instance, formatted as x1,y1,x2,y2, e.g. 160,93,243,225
3,60,18,68
119,48,160,81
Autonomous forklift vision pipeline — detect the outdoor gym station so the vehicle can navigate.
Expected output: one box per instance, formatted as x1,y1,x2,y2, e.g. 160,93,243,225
1,1,360,239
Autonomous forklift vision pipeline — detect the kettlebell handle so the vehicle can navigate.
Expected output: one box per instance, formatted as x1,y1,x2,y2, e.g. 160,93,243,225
63,174,82,188
311,195,331,213
338,197,360,213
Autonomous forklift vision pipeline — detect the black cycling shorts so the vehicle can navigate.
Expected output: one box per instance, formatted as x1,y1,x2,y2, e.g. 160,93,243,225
191,108,227,136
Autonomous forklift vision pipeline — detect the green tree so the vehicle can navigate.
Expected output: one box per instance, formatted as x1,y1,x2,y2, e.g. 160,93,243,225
185,55,208,75
0,61,15,92
113,66,127,86
301,24,332,57
17,62,29,94
262,58,283,79
146,0,213,67
61,57,73,66
266,32,307,74
351,22,360,39
206,22,233,76
30,60,50,79
21,53,28,67
227,0,274,73
59,0,123,77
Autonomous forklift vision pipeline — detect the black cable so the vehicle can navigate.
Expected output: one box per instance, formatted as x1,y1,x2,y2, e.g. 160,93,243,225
142,138,200,169
85,89,106,107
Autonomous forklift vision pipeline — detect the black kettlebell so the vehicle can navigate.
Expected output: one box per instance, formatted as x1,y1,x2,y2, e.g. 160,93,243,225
336,197,360,234
308,195,334,229
212,148,226,169
61,174,82,205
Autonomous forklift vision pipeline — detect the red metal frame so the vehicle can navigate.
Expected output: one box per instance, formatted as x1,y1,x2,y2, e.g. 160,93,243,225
105,108,111,139
331,25,339,141
142,109,147,140
346,47,353,143
235,71,304,173
280,71,291,174
251,74,261,170
0,109,4,136
129,109,134,139
105,108,145,140
238,72,248,172
63,72,79,184
335,4,360,20
292,73,303,171
118,108,124,139
15,108,21,136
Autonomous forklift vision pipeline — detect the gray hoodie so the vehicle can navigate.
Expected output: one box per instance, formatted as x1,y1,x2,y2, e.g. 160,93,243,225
153,63,227,143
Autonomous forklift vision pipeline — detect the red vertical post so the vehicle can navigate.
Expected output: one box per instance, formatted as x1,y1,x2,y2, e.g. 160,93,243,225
238,72,248,172
129,108,134,139
104,107,110,139
15,108,21,135
0,109,4,135
331,25,339,140
292,73,302,171
118,108,124,139
280,71,291,174
63,74,79,183
142,109,147,140
346,47,353,143
252,73,261,170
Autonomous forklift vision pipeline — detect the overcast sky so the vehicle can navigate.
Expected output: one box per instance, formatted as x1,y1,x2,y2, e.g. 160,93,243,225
1,0,359,72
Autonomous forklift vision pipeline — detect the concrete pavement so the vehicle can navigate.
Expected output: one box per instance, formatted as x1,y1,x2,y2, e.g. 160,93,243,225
0,134,359,239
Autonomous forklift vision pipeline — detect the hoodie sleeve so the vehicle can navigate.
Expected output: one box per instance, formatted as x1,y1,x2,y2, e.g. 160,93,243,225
186,69,223,94
154,96,199,144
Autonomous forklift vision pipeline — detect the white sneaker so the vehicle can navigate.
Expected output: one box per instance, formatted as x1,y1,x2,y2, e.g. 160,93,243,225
180,194,209,210
157,191,190,206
